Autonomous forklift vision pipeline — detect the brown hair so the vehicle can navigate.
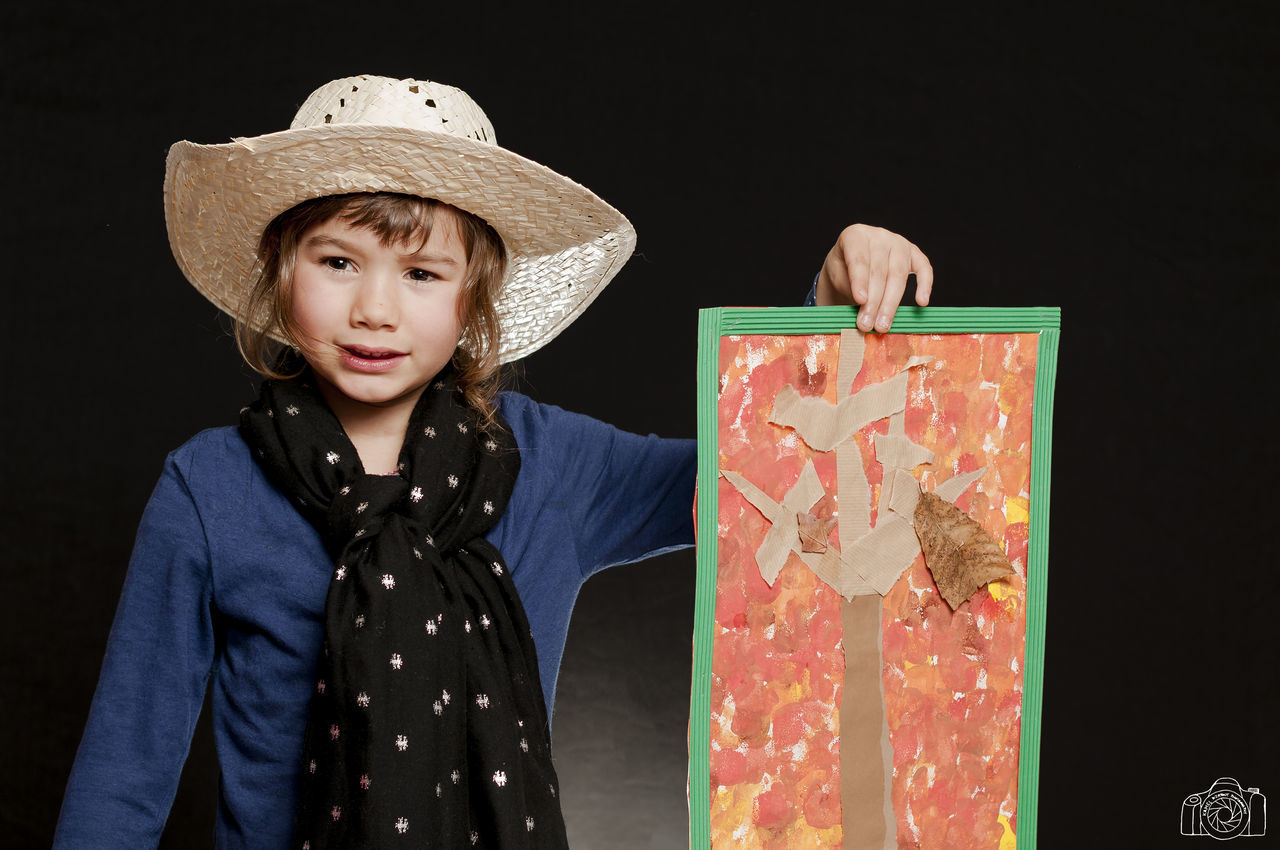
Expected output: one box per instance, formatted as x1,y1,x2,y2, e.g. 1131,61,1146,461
237,192,508,426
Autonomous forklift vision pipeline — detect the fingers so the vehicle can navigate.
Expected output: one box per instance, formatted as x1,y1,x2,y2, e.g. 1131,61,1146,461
911,244,933,306
838,226,869,306
818,246,848,307
860,248,887,331
875,245,910,331
862,231,933,331
849,250,870,306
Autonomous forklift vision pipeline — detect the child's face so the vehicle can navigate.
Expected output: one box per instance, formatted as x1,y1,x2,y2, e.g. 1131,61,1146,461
290,213,466,423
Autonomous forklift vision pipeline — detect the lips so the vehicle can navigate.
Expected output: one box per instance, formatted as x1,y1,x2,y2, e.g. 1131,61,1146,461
340,345,406,373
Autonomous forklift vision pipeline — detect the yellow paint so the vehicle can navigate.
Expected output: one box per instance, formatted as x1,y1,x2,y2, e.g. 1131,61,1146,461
997,373,1022,416
998,813,1016,850
988,580,1017,605
1004,496,1029,525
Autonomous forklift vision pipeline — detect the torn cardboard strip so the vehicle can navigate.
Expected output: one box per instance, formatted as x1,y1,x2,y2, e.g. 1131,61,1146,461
934,465,986,504
887,410,905,437
836,327,865,399
721,463,826,585
843,513,927,597
837,438,871,551
769,373,910,452
874,433,934,473
800,544,870,597
840,594,896,850
886,468,923,519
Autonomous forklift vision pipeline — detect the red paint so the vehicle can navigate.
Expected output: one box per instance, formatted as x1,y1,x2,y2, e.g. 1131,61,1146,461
753,786,793,828
710,747,748,787
771,702,806,750
802,777,840,830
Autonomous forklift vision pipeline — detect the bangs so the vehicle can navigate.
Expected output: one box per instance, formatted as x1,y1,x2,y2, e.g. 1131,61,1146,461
334,194,452,254
284,193,457,256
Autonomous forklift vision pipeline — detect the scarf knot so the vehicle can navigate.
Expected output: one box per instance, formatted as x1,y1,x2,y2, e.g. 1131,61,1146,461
322,474,410,555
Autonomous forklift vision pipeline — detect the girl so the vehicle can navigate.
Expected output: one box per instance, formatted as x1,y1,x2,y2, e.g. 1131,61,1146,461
53,75,932,848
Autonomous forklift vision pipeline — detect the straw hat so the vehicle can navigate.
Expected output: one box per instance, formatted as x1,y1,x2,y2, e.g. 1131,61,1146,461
164,75,637,363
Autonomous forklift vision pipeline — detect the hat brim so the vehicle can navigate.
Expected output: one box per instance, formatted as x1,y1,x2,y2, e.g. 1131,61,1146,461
164,124,636,363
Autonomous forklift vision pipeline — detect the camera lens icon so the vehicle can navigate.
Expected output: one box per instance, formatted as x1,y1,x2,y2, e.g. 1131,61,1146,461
1182,777,1267,840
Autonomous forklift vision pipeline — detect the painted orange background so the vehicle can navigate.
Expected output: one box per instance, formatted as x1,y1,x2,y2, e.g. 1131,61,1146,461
710,332,1038,849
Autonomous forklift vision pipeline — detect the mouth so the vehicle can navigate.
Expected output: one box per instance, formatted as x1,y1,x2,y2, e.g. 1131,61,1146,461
343,345,404,360
339,345,406,373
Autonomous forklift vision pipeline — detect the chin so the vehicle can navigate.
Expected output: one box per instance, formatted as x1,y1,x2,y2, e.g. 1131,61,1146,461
319,375,418,409
347,387,419,408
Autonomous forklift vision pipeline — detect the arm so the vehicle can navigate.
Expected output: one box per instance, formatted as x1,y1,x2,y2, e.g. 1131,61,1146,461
815,224,934,330
571,426,697,577
503,397,695,579
53,454,216,849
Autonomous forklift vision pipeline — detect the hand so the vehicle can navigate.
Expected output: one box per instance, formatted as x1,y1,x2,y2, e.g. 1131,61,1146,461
816,224,933,331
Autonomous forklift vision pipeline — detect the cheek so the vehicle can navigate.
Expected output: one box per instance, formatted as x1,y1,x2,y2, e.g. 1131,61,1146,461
413,288,465,346
449,291,466,339
288,277,334,339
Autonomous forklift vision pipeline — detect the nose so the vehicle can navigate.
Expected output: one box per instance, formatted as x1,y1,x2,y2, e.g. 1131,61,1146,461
350,272,398,330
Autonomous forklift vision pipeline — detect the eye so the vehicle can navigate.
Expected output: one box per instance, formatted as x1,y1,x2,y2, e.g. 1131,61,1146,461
323,256,352,271
407,268,439,283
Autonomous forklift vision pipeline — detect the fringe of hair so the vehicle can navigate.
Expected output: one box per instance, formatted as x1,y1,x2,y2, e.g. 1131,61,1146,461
236,193,508,429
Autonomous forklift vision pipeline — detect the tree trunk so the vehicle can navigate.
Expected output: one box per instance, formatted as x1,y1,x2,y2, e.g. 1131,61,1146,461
841,594,896,849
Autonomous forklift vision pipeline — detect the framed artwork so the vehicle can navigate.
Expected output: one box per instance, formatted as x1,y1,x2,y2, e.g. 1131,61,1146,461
690,307,1060,849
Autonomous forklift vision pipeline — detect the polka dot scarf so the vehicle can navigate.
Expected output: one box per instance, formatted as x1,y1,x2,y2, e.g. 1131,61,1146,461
240,368,568,849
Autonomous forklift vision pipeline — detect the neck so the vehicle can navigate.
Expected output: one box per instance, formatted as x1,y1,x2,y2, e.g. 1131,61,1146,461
316,383,421,476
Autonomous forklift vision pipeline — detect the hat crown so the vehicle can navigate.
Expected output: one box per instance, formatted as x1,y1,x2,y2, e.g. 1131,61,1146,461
289,75,497,145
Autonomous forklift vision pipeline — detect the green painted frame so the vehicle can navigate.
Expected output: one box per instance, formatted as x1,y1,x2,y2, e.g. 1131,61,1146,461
690,306,1060,849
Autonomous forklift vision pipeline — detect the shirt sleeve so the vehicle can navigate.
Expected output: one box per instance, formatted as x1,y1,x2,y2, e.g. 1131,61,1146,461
566,420,697,579
53,452,217,849
500,395,697,582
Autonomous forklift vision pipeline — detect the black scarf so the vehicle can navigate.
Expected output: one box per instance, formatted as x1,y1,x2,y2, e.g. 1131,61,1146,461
240,368,568,849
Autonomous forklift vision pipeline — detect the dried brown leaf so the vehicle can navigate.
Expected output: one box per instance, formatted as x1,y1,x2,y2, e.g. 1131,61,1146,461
796,511,836,554
913,491,1015,609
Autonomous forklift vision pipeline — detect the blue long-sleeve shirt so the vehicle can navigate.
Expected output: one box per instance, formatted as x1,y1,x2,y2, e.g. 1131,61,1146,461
54,392,696,849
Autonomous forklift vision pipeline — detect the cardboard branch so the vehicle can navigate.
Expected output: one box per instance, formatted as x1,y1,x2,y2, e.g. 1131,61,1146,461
721,463,825,585
769,357,934,453
769,374,910,452
874,434,934,473
886,468,923,518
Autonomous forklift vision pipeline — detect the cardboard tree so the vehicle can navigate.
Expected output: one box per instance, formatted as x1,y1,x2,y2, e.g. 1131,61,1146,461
720,329,1009,848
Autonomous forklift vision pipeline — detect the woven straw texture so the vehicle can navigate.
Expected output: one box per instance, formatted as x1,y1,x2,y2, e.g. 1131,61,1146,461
164,75,636,363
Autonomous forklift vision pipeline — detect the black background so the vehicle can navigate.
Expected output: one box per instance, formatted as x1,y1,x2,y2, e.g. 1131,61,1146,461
3,2,1278,848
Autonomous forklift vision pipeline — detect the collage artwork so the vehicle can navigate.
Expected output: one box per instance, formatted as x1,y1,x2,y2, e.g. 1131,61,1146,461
691,308,1059,850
